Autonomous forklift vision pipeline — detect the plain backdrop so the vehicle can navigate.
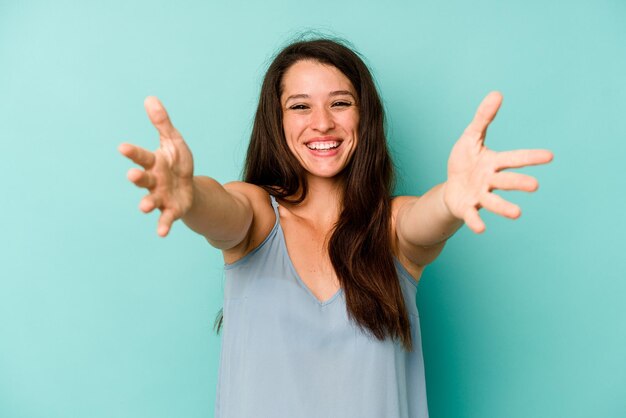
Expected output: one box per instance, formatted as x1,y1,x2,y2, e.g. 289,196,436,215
1,0,624,417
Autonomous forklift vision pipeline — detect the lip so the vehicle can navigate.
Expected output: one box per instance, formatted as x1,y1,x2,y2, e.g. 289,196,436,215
305,139,343,157
304,136,342,145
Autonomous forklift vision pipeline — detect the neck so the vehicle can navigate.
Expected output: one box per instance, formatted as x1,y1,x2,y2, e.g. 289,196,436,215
285,175,344,227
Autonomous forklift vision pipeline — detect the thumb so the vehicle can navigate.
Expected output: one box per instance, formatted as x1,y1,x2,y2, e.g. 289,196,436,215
464,91,503,139
144,96,178,139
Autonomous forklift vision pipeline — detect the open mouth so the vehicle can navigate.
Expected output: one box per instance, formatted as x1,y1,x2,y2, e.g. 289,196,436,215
305,140,341,151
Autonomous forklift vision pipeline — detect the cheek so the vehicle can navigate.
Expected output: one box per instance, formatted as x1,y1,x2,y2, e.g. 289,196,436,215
340,110,359,133
345,121,359,143
283,117,304,140
282,119,302,157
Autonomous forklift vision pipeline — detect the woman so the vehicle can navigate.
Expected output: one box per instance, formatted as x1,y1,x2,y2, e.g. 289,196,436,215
119,39,552,417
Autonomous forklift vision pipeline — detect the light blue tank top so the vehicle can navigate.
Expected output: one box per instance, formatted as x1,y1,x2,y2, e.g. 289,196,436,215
215,195,428,418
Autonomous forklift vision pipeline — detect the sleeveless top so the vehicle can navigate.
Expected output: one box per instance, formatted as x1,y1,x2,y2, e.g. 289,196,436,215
214,195,429,418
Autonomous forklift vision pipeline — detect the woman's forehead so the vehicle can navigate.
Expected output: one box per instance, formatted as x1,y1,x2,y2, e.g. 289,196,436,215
281,60,355,99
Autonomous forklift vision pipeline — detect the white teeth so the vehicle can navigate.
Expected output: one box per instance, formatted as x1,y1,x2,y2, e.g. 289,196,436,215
306,141,339,150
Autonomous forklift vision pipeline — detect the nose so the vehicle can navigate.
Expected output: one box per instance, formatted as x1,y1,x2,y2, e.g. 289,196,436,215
310,107,335,132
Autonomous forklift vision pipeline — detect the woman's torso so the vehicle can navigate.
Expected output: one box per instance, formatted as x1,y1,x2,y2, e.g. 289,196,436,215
215,190,429,418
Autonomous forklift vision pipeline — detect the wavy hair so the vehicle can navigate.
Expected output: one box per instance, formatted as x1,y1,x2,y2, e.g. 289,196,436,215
215,38,413,351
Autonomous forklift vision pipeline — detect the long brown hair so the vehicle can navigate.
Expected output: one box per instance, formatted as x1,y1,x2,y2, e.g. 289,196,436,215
216,38,413,351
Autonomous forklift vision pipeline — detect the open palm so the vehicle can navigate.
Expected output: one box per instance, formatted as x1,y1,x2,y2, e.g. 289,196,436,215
119,97,195,237
443,92,553,233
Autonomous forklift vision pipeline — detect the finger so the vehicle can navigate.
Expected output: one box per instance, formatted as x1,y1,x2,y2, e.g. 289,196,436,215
480,192,521,219
490,172,538,192
464,207,486,234
127,168,156,189
157,210,176,237
495,149,554,170
139,195,162,213
464,91,503,138
118,143,156,169
144,96,179,139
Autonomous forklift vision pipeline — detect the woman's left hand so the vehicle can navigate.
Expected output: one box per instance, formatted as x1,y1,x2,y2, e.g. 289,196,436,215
443,91,554,233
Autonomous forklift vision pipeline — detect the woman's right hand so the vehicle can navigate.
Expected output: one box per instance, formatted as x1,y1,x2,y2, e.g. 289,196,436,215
119,96,195,237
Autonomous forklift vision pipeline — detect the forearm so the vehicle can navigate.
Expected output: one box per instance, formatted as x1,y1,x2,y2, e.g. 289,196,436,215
182,176,252,246
397,183,464,248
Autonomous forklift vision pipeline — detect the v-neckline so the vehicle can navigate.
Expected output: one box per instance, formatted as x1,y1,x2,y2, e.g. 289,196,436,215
274,203,343,306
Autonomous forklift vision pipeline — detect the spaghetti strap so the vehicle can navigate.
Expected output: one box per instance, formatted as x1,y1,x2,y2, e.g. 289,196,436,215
269,194,280,218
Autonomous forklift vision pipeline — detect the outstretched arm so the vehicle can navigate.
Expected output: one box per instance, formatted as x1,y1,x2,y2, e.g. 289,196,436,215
119,97,252,248
395,91,554,266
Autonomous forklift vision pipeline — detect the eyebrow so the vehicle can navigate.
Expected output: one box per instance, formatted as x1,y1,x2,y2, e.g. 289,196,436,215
284,90,356,103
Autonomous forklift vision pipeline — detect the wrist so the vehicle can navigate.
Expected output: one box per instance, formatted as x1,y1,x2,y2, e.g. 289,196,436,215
181,176,202,220
439,182,459,221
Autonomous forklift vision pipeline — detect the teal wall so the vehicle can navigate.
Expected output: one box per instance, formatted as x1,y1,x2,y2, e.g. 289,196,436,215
1,0,624,417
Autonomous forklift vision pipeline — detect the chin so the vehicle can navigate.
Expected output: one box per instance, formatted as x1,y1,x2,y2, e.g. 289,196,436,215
306,167,349,180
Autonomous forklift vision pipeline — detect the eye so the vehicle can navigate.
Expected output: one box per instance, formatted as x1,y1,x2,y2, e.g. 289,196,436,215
289,104,309,110
332,101,352,107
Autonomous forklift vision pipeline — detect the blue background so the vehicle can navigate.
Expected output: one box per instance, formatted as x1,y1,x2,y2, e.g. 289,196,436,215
1,0,624,417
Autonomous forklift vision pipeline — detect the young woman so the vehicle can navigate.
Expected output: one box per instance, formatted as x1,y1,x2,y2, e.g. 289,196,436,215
119,39,552,418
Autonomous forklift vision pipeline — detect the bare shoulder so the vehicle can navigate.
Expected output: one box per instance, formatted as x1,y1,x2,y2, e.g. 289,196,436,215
390,195,425,282
222,181,277,264
391,195,419,217
223,181,270,206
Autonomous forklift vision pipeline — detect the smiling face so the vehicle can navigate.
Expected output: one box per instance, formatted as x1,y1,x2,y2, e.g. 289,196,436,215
280,60,359,181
